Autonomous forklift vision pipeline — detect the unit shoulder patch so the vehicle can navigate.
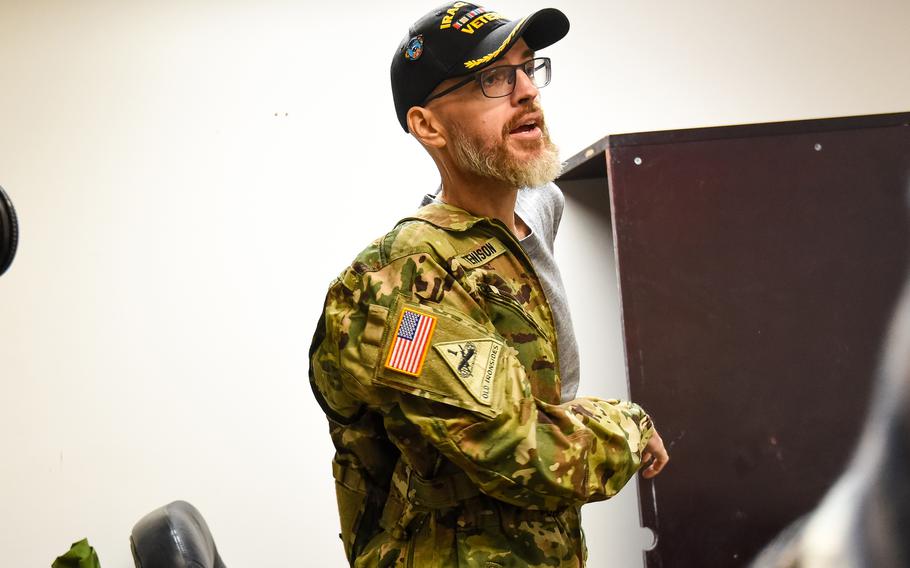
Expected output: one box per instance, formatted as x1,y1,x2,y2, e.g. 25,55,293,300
434,338,502,406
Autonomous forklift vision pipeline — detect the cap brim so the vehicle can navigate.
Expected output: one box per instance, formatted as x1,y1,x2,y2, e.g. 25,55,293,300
454,8,569,76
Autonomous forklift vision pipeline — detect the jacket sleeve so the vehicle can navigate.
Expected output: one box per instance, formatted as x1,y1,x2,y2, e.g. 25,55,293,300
311,252,654,511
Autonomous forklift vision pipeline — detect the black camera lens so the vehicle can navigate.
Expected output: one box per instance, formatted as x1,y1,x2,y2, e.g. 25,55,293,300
0,185,18,277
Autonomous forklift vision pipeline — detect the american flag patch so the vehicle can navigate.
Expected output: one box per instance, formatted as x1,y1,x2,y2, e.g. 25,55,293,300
385,308,437,377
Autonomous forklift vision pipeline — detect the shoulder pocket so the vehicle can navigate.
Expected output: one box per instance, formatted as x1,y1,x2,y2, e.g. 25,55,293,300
374,297,504,419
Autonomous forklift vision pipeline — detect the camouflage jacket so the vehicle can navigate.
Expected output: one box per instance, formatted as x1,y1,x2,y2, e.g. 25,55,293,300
310,202,654,567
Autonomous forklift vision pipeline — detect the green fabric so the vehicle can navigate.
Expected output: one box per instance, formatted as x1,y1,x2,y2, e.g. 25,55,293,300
51,539,101,568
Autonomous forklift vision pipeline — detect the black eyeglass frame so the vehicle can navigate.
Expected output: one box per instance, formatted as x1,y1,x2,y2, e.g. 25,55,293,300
423,57,551,106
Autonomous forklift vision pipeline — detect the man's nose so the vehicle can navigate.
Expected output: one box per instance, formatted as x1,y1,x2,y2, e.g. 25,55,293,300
510,67,539,105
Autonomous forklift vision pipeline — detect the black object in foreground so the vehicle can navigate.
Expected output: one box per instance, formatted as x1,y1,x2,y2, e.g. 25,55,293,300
131,501,226,568
0,184,17,277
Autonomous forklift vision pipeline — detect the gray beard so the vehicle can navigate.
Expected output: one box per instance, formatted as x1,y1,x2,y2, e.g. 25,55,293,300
449,124,563,189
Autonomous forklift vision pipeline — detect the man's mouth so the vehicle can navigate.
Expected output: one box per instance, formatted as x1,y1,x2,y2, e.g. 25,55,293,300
509,118,542,139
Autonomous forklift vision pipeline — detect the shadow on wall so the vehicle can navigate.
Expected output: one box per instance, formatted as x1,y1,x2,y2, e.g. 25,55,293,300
560,175,611,221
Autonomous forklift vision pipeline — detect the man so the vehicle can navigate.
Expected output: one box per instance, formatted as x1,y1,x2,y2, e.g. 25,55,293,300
309,3,668,566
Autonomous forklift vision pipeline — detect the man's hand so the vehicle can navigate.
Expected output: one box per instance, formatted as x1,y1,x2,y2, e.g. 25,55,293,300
641,429,669,479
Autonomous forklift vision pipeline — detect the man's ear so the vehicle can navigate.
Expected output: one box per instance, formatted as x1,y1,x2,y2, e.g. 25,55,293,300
407,106,447,149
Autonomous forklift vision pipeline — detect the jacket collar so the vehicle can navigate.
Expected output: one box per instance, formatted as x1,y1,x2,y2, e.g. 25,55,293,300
404,200,536,279
403,201,489,232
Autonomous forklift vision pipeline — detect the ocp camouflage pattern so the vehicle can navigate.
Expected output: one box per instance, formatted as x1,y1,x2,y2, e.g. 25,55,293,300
310,202,654,567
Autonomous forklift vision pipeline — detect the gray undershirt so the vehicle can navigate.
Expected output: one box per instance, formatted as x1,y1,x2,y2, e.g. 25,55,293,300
419,183,580,402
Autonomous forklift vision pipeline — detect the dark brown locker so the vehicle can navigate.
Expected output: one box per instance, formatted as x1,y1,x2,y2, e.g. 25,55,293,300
560,112,910,567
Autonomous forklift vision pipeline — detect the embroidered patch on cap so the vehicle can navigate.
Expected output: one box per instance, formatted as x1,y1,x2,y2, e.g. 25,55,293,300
404,35,424,61
385,308,437,376
434,338,502,406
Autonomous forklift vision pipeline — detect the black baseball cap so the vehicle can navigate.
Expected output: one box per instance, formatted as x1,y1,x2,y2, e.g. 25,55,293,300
391,2,569,132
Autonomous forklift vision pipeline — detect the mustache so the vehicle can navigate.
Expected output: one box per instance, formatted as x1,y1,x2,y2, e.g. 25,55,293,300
503,104,546,136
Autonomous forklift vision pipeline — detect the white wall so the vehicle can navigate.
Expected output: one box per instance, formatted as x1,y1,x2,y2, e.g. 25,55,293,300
0,1,907,566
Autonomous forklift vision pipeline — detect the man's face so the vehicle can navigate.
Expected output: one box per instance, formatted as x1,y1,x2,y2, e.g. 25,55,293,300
426,39,561,188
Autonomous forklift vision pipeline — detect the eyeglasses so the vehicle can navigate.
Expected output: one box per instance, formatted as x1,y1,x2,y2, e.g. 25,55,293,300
424,57,551,105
